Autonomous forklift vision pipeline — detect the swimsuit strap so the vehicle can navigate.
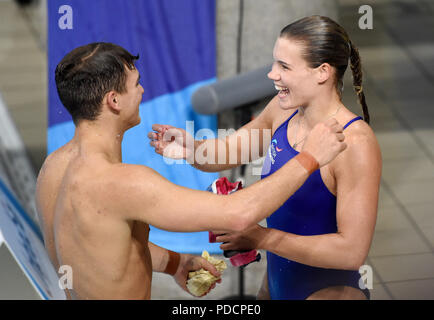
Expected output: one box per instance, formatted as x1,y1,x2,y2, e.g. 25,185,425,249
343,116,363,130
277,113,362,135
284,109,299,128
273,109,299,135
288,109,299,122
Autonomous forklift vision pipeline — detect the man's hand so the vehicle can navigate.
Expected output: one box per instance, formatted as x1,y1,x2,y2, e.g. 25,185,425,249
148,124,194,160
173,253,221,297
302,118,347,167
215,224,266,251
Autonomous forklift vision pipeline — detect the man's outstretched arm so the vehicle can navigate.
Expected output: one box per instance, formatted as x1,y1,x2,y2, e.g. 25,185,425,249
108,119,346,233
109,157,307,232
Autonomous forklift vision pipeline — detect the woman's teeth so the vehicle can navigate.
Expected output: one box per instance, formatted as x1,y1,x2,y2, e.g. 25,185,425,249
275,85,289,96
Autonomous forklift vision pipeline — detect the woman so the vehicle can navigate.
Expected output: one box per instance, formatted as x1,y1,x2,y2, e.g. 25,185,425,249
148,15,381,300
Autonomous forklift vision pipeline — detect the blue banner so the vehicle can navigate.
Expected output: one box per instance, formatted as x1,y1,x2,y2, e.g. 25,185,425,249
47,0,220,254
0,178,66,300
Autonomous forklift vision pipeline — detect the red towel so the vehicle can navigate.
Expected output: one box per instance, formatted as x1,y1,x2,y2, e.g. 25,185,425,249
207,177,261,267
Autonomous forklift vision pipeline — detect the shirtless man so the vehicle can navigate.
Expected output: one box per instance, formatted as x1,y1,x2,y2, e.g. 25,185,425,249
36,42,346,300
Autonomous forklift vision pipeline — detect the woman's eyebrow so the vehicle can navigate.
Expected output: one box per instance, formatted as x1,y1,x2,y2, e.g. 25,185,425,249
277,60,292,68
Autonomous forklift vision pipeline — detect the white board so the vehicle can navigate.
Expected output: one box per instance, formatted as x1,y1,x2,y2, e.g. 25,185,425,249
0,177,66,300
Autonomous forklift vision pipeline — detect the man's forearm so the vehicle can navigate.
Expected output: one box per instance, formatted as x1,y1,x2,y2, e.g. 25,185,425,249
234,155,311,228
258,228,363,270
148,242,172,273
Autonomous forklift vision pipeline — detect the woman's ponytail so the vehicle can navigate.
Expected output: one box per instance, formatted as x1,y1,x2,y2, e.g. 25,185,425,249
349,40,370,124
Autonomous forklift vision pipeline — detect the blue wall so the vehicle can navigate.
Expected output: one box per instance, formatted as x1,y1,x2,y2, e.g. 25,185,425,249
47,0,220,253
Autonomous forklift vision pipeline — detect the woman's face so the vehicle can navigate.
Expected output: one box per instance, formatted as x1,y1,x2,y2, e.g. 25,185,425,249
268,37,319,110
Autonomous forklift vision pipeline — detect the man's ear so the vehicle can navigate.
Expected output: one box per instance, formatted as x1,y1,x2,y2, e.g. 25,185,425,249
316,63,332,84
106,91,121,114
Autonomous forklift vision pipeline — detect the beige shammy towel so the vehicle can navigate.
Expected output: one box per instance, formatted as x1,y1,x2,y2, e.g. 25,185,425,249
186,251,227,297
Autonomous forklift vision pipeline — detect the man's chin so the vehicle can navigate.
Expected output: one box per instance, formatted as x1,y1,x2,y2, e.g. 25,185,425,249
126,118,141,130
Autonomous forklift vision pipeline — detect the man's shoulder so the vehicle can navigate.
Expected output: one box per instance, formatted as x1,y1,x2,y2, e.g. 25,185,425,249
99,163,159,190
37,143,73,177
109,163,154,178
90,163,164,221
36,145,71,193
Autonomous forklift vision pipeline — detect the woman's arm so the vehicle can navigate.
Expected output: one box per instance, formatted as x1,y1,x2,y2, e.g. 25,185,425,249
257,271,270,300
149,96,279,172
218,126,382,270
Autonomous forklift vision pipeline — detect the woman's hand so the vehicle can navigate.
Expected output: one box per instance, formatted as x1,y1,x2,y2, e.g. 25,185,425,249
215,224,266,251
148,124,195,160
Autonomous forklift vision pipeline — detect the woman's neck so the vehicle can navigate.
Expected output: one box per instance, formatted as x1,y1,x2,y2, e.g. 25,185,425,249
298,90,344,130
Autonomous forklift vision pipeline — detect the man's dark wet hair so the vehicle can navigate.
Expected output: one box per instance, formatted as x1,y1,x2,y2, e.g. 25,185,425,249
55,42,139,125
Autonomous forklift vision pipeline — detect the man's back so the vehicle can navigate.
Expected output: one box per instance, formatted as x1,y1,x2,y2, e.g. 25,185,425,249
36,141,152,299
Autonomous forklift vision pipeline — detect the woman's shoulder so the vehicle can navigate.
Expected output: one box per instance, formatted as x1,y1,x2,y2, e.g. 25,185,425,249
332,109,382,173
339,108,376,143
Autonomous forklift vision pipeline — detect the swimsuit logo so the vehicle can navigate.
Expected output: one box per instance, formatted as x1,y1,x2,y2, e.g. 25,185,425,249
267,139,283,165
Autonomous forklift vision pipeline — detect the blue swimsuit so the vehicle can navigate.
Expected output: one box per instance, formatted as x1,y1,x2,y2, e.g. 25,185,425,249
261,110,370,300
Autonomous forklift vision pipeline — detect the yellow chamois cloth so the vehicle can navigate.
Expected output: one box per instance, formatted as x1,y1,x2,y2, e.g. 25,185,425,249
186,251,227,297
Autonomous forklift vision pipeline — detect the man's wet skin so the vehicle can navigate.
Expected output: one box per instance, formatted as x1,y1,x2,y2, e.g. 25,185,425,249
36,68,154,299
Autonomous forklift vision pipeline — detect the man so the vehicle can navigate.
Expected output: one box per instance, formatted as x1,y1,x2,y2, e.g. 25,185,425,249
36,42,346,300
